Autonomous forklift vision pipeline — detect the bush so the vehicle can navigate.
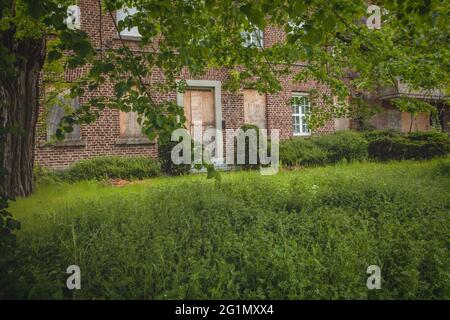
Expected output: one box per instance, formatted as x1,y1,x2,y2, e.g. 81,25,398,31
234,124,267,170
368,130,450,161
363,129,403,142
158,140,192,176
280,138,328,167
63,156,161,181
368,135,413,161
311,131,368,163
408,131,450,159
34,165,63,185
280,130,449,167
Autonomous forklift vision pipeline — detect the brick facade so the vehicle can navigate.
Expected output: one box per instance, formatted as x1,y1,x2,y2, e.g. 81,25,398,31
35,0,335,168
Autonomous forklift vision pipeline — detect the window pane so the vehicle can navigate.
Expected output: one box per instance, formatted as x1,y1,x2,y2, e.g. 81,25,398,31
242,29,263,48
292,94,311,134
117,7,141,37
47,97,81,141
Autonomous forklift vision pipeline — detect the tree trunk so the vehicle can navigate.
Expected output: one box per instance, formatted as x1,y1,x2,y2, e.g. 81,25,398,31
0,37,46,198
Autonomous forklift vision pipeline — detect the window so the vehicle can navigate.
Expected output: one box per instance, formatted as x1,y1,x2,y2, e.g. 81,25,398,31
243,89,266,129
287,20,304,35
119,111,144,138
116,7,141,37
242,28,263,48
292,93,310,135
65,5,81,30
47,96,81,141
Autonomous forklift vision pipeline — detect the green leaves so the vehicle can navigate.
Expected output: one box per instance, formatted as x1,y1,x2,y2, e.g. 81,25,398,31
392,97,436,116
5,217,20,230
9,0,449,160
24,0,47,20
240,3,266,29
47,49,62,62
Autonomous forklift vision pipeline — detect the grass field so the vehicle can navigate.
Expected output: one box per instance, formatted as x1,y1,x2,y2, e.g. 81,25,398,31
3,159,450,299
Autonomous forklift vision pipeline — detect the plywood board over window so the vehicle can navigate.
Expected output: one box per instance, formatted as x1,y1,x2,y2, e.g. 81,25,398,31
119,111,144,138
47,96,81,141
243,89,266,129
183,89,215,136
387,109,402,131
401,112,430,132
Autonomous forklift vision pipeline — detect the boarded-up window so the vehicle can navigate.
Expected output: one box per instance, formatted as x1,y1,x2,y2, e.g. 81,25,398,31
387,109,401,130
183,89,215,135
47,97,81,141
333,95,350,131
401,112,430,132
243,89,266,129
119,111,144,138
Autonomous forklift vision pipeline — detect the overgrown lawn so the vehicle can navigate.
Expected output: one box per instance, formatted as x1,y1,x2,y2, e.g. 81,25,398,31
4,159,450,299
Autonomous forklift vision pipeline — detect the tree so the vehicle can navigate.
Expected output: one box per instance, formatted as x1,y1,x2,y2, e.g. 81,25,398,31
0,0,93,197
1,0,449,198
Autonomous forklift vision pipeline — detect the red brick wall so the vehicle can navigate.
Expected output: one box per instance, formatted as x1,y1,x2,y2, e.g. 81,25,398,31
35,0,335,168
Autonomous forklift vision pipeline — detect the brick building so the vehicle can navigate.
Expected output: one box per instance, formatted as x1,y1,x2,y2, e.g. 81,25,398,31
35,1,447,169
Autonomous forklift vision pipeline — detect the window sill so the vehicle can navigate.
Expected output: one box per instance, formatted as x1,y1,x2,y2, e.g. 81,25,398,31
293,133,311,137
114,34,142,42
115,137,153,145
50,139,86,147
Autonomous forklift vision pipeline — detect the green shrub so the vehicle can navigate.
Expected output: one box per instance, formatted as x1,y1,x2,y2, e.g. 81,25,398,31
280,138,328,167
368,130,450,161
234,124,264,170
408,131,450,159
63,156,161,181
158,140,192,176
363,129,403,142
368,135,415,161
311,131,368,163
34,165,63,185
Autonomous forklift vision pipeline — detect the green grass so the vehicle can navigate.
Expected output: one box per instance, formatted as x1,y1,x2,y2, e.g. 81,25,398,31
4,159,450,299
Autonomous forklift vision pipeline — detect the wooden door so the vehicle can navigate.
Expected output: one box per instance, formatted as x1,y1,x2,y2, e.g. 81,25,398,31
183,89,215,136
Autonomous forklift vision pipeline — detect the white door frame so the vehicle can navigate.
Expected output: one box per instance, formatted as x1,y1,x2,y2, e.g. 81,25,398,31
177,80,224,164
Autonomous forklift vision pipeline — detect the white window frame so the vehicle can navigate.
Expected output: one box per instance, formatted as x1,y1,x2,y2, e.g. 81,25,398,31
287,20,304,35
65,5,81,30
116,7,141,38
242,28,263,48
292,93,311,136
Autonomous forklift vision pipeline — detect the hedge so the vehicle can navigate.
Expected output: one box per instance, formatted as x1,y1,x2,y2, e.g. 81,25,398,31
280,130,450,167
35,156,161,183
